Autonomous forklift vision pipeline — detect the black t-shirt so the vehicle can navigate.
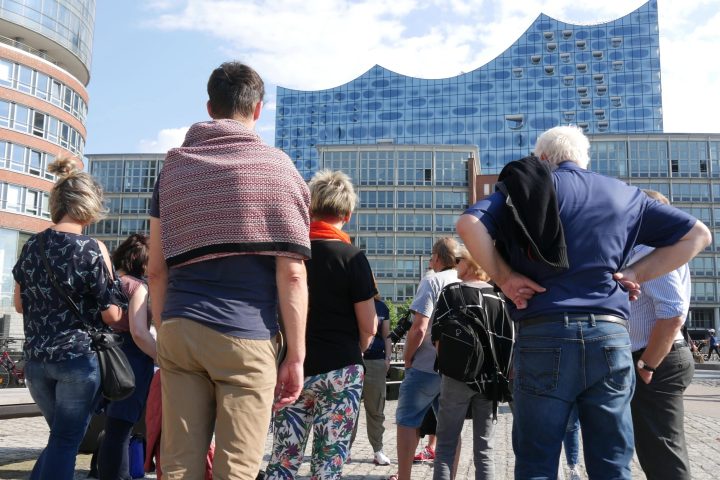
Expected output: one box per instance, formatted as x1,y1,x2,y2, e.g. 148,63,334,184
304,240,377,377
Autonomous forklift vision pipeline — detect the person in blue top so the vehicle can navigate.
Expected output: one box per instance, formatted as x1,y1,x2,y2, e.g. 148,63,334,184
708,329,720,359
12,157,125,480
457,126,712,479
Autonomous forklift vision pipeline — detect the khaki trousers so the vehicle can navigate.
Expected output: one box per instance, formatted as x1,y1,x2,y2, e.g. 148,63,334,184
350,358,387,452
157,318,277,480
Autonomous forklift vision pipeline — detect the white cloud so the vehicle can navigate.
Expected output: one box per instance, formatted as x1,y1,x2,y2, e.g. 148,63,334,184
138,127,189,153
144,0,720,133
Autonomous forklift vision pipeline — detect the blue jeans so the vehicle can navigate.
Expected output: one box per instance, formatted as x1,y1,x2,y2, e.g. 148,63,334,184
512,319,635,479
25,354,102,480
395,367,441,428
563,406,580,467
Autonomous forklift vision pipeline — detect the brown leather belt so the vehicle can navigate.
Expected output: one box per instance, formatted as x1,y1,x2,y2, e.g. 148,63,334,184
518,313,628,330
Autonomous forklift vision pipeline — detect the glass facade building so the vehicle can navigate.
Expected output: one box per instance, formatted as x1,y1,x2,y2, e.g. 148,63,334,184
0,0,95,339
85,154,163,252
276,0,661,180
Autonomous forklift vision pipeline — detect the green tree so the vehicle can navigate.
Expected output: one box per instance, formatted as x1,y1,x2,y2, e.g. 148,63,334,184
387,298,413,331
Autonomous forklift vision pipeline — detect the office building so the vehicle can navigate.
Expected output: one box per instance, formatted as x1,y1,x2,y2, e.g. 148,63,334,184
0,0,95,337
85,153,162,252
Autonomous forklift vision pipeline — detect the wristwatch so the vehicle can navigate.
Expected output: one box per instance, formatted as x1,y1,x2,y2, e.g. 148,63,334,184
636,359,656,373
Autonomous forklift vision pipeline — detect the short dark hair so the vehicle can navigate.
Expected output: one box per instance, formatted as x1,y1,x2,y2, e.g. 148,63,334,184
112,234,149,278
207,62,265,119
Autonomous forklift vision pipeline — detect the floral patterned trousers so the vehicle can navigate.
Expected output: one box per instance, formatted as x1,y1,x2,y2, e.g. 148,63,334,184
265,364,364,479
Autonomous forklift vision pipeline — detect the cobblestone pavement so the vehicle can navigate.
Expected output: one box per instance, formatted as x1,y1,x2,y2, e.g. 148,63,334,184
2,379,720,479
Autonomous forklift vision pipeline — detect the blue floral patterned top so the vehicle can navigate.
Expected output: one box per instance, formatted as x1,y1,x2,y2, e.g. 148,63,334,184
12,229,126,362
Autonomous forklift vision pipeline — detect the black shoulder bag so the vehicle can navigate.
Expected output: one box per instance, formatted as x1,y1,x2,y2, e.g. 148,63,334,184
37,233,135,401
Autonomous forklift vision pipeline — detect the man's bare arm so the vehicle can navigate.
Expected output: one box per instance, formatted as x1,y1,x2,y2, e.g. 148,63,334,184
637,316,683,384
147,218,168,327
274,256,308,410
403,312,429,368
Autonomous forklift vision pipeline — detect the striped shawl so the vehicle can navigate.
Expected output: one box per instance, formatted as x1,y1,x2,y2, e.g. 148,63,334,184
159,119,311,267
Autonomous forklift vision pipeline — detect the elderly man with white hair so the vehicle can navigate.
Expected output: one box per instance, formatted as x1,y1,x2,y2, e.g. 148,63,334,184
457,125,711,479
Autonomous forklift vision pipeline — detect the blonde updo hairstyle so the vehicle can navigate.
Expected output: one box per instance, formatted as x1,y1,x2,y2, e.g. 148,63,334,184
48,157,107,225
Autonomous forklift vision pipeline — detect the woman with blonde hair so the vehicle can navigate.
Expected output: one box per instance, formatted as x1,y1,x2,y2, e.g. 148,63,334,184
12,157,126,480
265,170,378,479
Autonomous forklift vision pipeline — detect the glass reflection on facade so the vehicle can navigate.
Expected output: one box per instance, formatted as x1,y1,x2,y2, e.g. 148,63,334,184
277,0,662,179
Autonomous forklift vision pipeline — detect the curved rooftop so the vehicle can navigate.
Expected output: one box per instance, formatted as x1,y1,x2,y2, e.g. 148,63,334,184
0,0,95,84
275,0,662,178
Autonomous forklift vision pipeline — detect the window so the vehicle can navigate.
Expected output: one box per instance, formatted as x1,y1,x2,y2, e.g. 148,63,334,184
670,183,710,202
368,258,394,278
359,213,394,231
121,197,150,214
436,213,457,232
360,190,394,208
356,236,394,255
396,259,418,278
590,142,625,175
670,141,709,178
691,282,716,302
24,190,38,215
629,141,668,177
398,151,432,185
690,256,714,276
396,283,417,301
13,105,30,133
323,151,356,180
0,59,12,87
4,185,22,212
436,151,469,186
396,236,432,255
397,213,432,231
360,151,394,185
124,160,157,192
435,191,467,209
397,190,432,208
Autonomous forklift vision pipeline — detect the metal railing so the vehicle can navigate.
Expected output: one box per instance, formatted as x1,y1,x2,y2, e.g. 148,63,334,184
0,34,60,66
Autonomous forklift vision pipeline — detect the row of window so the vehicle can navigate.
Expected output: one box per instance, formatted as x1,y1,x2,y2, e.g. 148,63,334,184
360,190,467,209
0,57,88,122
356,236,433,255
0,182,49,219
105,197,150,214
86,218,149,237
347,213,460,232
591,140,720,178
0,140,55,180
91,160,160,193
0,100,84,155
322,150,470,186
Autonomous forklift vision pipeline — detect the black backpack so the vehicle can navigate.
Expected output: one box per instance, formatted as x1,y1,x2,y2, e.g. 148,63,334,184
431,282,514,419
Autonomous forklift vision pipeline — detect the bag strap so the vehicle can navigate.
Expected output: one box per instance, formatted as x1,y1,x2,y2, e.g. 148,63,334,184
37,231,91,331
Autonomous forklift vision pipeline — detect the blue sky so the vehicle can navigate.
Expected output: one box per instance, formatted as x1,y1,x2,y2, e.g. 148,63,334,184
83,0,720,155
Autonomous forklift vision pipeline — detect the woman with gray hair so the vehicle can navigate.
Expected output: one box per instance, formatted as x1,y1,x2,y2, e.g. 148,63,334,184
12,157,126,480
265,170,378,479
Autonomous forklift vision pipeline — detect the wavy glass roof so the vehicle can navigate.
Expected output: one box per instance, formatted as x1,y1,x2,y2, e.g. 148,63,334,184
276,0,661,178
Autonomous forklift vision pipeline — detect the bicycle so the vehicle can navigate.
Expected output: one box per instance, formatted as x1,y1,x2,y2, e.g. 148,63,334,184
0,338,25,388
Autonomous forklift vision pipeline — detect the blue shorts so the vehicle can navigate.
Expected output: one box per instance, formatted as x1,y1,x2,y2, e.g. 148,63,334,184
395,367,441,428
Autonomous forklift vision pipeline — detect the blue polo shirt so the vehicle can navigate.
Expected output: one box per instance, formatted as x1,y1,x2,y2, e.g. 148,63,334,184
466,161,697,321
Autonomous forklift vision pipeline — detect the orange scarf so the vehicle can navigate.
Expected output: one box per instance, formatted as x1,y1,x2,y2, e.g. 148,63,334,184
309,220,351,244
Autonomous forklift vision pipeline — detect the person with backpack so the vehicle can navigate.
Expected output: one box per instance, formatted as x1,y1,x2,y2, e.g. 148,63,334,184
430,246,513,480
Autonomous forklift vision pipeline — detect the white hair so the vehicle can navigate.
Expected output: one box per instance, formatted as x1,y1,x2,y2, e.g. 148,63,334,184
534,126,590,169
